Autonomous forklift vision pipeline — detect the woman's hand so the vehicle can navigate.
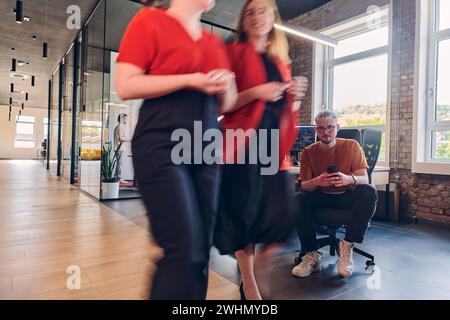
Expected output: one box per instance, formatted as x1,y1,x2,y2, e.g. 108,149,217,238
189,70,235,95
255,82,290,102
287,76,309,101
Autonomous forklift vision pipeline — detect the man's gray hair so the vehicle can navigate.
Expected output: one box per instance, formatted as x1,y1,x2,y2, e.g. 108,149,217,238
315,110,337,122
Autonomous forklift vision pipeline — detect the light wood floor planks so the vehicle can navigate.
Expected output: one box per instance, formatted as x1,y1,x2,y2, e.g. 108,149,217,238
0,160,239,300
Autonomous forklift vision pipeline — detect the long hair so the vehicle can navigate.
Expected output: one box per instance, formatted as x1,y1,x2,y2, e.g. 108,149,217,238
236,0,290,63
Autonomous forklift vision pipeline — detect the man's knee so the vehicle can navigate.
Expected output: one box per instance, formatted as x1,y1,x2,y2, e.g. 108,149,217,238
356,184,378,202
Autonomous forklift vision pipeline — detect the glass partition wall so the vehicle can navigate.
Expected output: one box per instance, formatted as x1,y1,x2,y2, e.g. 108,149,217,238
47,0,234,200
79,0,105,199
103,50,141,199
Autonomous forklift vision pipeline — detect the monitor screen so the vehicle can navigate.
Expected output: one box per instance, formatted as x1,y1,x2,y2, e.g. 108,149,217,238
290,126,316,164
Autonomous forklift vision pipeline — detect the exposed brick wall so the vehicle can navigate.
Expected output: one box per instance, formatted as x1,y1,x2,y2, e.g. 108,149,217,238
399,172,450,224
290,40,313,125
289,0,450,225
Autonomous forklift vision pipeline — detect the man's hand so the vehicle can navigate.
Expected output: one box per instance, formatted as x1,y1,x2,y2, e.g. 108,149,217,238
329,172,354,187
313,172,335,187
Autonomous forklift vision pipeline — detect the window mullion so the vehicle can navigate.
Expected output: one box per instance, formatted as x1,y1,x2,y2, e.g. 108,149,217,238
327,45,388,67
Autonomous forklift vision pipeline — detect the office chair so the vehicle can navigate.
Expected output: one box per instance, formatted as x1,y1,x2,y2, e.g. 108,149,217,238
294,128,382,273
294,209,376,272
336,128,361,144
337,128,382,183
361,129,382,184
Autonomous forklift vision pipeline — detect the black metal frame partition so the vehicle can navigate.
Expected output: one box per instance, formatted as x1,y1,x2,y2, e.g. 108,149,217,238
46,79,51,171
70,39,80,185
56,63,64,177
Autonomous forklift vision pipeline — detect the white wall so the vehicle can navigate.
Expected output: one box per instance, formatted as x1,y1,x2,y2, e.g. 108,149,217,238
0,106,48,159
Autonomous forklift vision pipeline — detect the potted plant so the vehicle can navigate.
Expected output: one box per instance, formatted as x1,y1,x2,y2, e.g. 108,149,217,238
101,141,122,199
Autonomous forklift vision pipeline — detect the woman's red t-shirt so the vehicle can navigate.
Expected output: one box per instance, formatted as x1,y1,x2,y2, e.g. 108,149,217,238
116,7,230,75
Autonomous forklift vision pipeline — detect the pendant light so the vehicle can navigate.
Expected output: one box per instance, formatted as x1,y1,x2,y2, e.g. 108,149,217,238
43,43,48,59
43,0,48,59
16,1,23,24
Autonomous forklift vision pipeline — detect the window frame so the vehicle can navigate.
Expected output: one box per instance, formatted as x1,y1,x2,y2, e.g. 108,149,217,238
312,4,392,167
412,0,450,175
425,0,450,162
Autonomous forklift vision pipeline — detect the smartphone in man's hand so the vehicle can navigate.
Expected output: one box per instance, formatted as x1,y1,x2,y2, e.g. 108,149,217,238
327,165,340,178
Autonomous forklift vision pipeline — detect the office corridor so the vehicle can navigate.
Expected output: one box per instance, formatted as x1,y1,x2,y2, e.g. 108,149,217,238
0,160,239,299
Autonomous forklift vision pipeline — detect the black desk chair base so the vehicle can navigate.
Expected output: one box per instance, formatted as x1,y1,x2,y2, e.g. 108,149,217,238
294,226,376,273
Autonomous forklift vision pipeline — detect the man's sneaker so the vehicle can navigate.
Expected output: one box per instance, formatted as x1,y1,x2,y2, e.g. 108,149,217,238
292,251,322,278
338,240,354,277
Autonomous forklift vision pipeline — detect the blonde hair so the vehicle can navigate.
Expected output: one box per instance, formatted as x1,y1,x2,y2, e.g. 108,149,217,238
237,0,290,64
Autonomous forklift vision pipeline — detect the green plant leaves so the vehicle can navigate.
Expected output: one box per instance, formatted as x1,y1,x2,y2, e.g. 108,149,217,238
101,141,123,183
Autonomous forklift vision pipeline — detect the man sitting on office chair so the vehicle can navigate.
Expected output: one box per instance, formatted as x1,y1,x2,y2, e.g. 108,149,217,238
292,110,377,278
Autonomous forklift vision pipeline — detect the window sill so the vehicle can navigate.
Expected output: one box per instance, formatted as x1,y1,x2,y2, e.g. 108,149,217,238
412,161,450,175
14,143,36,149
374,166,390,172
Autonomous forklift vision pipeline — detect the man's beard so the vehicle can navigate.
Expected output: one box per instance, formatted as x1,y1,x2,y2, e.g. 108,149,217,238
320,138,332,145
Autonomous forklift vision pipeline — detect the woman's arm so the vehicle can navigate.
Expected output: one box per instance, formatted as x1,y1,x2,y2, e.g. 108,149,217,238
223,82,289,114
116,63,195,100
115,63,233,101
231,87,261,112
218,79,238,113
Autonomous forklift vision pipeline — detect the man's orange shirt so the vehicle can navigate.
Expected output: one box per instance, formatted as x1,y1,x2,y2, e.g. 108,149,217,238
300,138,368,193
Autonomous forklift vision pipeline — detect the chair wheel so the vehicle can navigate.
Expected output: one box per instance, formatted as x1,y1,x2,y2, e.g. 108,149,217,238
365,261,376,272
366,260,375,266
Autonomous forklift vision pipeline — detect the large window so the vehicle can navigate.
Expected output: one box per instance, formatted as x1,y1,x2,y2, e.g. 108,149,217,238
437,0,450,31
43,118,49,140
319,7,390,163
413,0,450,174
15,115,35,148
427,0,450,161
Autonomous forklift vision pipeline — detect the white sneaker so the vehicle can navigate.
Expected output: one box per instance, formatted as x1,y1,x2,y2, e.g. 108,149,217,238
338,240,354,277
292,251,322,278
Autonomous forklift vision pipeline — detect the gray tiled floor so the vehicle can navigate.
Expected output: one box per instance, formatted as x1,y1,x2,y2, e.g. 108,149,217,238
105,198,450,300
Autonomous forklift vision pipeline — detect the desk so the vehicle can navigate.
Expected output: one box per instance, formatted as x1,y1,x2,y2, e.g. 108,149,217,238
288,166,394,221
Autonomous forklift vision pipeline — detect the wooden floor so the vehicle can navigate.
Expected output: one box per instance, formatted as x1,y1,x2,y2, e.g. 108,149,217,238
0,160,239,300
